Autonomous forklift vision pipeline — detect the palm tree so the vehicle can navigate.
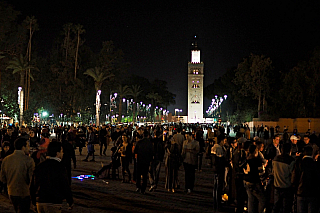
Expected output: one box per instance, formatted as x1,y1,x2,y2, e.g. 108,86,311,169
0,52,5,97
128,85,142,124
117,85,130,123
84,67,114,126
24,16,38,110
6,54,36,125
73,24,85,80
62,23,73,62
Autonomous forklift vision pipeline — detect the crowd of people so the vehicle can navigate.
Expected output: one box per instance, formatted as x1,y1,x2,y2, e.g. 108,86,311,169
210,126,320,213
0,125,74,213
0,123,320,213
91,124,204,195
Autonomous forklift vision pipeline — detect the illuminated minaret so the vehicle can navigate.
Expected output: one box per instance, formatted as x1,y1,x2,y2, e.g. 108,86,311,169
188,36,204,123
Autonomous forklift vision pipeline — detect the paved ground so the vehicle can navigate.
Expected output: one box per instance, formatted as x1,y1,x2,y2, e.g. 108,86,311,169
0,142,237,213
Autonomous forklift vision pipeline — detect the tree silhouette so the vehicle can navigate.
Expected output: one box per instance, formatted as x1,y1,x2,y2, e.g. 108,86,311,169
23,16,38,110
6,54,36,125
234,54,273,118
73,24,85,80
84,67,114,126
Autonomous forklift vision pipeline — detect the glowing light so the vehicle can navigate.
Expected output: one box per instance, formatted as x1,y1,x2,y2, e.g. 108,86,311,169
72,174,95,180
191,50,200,63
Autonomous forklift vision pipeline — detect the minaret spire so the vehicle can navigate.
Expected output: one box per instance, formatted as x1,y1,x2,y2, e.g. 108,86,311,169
193,35,198,50
188,36,204,123
191,35,200,63
192,35,198,50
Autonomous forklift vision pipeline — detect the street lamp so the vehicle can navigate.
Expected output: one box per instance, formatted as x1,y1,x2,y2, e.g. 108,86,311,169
96,90,101,126
18,87,23,126
110,92,117,124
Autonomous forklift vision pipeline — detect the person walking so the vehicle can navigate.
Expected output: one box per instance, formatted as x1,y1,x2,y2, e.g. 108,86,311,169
30,141,73,213
83,127,95,162
0,138,35,213
181,132,200,194
173,128,185,154
149,130,165,191
164,135,180,192
196,128,205,171
134,130,154,194
99,124,108,156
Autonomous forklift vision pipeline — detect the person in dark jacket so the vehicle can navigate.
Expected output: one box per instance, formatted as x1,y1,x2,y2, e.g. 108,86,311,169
134,130,154,194
75,128,86,155
99,125,108,156
232,141,249,213
211,137,227,211
164,135,180,193
292,146,320,213
148,130,165,192
0,141,13,194
265,134,281,175
92,145,121,179
83,127,95,162
244,145,266,213
111,128,121,146
61,140,76,185
30,141,73,212
3,127,17,152
196,128,205,171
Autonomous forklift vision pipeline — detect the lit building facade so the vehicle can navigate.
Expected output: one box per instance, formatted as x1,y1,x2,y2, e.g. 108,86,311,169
188,40,204,123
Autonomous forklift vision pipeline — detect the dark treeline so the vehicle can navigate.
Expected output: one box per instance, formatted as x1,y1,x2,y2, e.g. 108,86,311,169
0,2,175,124
205,50,320,123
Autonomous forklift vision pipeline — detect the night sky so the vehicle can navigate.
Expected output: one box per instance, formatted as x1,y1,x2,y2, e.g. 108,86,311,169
7,0,320,114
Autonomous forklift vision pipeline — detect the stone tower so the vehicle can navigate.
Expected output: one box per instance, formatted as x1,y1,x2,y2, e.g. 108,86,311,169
188,37,204,123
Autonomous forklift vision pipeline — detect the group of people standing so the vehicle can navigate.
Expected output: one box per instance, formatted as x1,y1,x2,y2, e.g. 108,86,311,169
1,122,320,213
92,124,204,195
210,128,320,213
0,125,74,213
